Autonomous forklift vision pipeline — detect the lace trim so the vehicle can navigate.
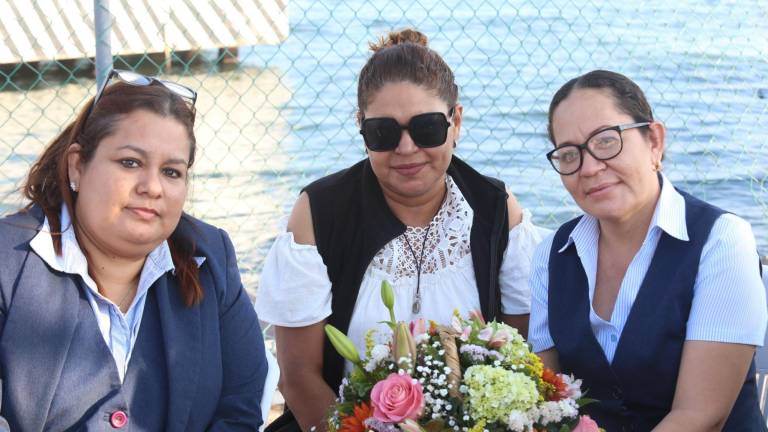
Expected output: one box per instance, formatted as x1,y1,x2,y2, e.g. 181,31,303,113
370,176,472,280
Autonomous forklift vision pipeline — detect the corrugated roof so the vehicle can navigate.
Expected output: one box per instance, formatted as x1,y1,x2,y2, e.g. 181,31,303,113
0,0,288,64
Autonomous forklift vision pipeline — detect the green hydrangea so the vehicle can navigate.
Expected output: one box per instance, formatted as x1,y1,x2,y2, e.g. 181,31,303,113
497,337,543,382
497,333,530,364
464,365,539,423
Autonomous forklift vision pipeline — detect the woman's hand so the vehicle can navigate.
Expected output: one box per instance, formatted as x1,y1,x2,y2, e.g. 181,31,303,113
652,341,756,432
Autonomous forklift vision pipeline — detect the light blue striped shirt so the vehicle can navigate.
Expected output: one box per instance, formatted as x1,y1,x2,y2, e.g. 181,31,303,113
529,174,767,363
29,207,201,382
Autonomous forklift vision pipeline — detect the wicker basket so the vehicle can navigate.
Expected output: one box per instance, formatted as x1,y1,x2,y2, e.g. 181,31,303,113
437,326,462,400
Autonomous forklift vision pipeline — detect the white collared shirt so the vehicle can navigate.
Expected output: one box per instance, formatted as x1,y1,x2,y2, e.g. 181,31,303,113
30,206,202,382
529,174,767,363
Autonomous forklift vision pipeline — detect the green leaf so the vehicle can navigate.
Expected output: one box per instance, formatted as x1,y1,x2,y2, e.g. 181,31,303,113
577,397,598,407
377,320,397,330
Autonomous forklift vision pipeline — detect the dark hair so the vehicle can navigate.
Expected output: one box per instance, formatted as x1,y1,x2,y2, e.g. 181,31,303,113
23,81,203,306
357,28,458,122
547,70,654,144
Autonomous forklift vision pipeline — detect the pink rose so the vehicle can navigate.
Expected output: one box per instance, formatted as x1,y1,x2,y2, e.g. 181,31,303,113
370,373,424,423
572,415,600,432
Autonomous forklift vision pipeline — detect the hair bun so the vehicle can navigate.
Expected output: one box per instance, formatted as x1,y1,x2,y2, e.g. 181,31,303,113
369,28,428,52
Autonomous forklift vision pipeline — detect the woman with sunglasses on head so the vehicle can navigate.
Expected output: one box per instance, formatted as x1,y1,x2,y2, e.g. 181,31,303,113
529,70,767,431
0,70,268,431
255,29,544,432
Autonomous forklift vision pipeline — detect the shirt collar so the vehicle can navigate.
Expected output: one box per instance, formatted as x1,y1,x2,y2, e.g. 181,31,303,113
558,172,689,253
29,206,202,285
652,173,689,242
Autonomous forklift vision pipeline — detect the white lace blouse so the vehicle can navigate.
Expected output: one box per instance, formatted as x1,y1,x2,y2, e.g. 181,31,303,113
256,176,545,355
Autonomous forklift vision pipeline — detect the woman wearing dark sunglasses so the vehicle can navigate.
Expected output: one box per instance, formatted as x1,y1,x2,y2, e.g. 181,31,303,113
529,70,767,431
0,70,268,431
256,29,544,431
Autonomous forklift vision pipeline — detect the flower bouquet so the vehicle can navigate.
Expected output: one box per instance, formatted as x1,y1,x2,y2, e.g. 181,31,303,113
324,281,602,432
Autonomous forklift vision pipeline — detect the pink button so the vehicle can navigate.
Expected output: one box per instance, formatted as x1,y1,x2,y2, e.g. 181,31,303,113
110,410,128,428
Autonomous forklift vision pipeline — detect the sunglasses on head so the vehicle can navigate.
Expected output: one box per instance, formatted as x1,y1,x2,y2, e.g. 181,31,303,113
360,107,455,152
84,69,197,125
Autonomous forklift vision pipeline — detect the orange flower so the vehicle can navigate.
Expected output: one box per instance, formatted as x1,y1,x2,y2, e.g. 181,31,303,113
542,368,569,401
339,402,374,432
428,320,439,336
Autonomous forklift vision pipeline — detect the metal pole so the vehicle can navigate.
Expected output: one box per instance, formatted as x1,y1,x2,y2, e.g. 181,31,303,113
94,0,112,88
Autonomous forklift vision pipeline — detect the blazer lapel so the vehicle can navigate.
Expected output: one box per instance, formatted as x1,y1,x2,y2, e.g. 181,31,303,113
154,275,202,432
1,257,80,432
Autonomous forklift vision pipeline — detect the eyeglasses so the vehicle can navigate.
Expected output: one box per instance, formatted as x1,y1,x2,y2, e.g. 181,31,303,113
85,69,197,123
360,107,455,152
546,122,651,175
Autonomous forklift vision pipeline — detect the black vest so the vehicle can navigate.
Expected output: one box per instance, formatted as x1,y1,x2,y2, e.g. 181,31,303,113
304,156,509,392
548,189,765,431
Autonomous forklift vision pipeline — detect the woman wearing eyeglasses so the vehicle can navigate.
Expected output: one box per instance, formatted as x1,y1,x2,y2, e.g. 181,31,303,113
529,70,767,431
0,70,268,431
255,29,543,431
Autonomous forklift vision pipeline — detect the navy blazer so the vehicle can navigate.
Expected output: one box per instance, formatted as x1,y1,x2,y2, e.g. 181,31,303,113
0,207,268,431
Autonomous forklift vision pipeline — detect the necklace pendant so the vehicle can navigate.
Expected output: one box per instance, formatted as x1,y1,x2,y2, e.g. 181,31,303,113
412,294,421,314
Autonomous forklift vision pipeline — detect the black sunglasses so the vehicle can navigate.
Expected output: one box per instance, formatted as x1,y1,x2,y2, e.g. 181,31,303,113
360,107,455,152
85,69,197,124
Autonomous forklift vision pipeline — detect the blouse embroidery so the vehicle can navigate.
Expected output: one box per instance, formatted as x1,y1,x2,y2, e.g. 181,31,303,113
370,176,472,280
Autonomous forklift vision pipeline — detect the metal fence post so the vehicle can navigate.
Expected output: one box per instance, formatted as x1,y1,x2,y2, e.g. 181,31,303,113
94,0,112,88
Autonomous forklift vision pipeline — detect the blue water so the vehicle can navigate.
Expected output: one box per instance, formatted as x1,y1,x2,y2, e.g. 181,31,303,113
1,0,766,298
236,0,768,263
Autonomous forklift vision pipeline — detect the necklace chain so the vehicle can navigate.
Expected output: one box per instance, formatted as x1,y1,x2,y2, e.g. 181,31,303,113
402,185,448,314
403,224,432,314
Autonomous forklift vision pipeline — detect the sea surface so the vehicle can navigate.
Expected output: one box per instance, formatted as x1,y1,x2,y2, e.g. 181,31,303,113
1,0,766,299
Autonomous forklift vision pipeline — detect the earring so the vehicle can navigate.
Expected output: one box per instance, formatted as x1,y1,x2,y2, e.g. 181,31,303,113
453,141,457,149
70,181,78,192
653,160,663,172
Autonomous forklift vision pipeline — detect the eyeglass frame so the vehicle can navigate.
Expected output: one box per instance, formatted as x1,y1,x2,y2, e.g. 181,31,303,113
545,122,651,175
84,69,198,125
359,107,456,152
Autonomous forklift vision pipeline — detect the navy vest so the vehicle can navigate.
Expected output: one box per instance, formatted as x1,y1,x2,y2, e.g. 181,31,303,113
43,283,168,431
304,156,509,393
548,189,765,431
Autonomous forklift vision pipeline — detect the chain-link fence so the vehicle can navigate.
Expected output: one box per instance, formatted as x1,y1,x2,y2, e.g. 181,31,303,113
2,0,767,301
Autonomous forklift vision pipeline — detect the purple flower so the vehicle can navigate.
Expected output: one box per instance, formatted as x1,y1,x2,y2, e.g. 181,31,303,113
460,344,490,361
460,344,504,362
363,418,400,432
